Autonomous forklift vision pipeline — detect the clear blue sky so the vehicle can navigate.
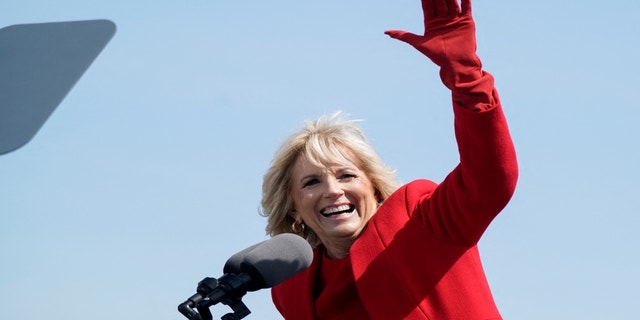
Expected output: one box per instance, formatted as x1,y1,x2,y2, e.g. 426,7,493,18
1,1,639,319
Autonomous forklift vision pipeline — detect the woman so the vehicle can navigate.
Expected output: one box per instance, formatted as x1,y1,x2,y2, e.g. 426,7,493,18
260,0,518,319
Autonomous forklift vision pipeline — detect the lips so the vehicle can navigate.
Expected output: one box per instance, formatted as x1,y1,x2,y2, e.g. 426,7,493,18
320,204,355,217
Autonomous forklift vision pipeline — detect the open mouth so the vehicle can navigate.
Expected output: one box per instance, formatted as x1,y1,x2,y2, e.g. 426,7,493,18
320,204,355,217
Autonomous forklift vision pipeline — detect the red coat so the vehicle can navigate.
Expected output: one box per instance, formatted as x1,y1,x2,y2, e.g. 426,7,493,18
272,99,518,319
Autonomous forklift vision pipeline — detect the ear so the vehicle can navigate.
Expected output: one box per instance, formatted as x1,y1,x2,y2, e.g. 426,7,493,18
289,208,299,221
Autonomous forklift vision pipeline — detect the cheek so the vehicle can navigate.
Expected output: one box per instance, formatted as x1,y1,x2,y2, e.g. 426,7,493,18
293,190,315,208
355,178,376,197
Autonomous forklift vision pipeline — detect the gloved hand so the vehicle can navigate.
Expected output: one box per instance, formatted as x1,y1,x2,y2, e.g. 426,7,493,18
385,0,496,110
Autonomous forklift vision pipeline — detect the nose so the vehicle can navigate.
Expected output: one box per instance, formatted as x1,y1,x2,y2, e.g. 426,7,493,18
323,177,344,198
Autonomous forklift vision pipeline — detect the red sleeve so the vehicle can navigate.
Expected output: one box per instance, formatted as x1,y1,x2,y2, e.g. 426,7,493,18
413,77,518,245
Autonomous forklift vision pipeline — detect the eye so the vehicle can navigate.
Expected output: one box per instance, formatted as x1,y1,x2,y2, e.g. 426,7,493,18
302,178,320,188
339,173,357,181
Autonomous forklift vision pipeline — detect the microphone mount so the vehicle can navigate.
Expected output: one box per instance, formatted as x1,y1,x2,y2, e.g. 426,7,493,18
178,234,313,319
178,276,251,320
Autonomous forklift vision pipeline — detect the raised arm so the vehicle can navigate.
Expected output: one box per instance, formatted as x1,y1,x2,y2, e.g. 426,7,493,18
387,0,518,245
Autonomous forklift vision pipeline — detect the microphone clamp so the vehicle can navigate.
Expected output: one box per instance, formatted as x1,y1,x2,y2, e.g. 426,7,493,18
178,276,251,320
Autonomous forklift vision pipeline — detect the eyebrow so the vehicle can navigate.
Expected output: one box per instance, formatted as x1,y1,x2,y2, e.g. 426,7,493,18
298,165,357,183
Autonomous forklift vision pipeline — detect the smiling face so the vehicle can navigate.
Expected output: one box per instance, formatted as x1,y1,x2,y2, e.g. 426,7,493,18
290,152,379,257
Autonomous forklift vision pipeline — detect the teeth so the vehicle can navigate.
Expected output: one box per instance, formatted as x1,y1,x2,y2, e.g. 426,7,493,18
322,205,352,214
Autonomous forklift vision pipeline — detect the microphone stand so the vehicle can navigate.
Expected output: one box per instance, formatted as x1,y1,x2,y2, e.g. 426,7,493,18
178,277,251,320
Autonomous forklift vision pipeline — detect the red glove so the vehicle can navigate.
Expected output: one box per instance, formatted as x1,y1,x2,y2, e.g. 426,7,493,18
385,0,496,111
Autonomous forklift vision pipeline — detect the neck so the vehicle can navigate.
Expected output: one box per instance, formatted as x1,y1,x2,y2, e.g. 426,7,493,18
322,238,353,260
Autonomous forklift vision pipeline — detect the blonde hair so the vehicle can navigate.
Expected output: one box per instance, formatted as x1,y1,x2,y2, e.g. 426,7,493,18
260,111,400,247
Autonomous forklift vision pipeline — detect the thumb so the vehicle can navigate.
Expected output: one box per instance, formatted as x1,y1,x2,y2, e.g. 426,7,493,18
384,30,422,45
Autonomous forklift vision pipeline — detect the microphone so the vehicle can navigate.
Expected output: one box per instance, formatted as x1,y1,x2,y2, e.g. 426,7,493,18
222,241,265,275
234,233,313,290
204,233,313,304
178,234,313,319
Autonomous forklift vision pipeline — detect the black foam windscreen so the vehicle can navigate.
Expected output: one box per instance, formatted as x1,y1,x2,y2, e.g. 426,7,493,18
240,233,313,290
222,240,264,275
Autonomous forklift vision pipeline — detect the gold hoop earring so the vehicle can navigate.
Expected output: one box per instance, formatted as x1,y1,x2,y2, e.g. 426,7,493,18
291,221,305,234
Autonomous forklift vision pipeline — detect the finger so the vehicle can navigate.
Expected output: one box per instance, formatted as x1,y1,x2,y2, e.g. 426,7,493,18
461,0,472,16
447,0,462,16
384,30,422,45
424,0,461,25
422,0,437,21
432,0,450,18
